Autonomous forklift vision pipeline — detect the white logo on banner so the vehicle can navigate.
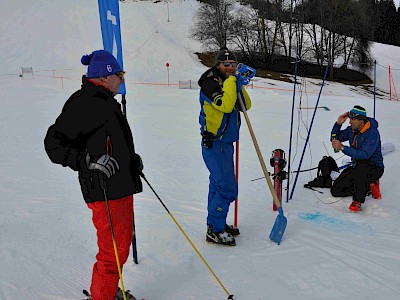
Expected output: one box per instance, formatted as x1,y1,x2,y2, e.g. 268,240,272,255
107,10,117,25
107,10,118,58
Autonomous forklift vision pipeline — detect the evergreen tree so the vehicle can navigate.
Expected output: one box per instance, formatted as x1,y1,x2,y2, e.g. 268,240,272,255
351,38,374,74
374,0,397,45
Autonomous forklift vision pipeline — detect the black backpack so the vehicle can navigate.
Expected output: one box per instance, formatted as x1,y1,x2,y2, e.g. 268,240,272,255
304,156,339,188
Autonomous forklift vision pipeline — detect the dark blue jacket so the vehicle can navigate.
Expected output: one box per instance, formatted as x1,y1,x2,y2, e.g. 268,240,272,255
331,118,384,169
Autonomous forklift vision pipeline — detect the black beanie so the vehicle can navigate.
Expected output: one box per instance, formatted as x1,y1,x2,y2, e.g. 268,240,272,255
215,47,237,64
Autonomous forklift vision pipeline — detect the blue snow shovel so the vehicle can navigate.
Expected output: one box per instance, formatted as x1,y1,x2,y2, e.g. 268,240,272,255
237,92,287,244
269,206,287,244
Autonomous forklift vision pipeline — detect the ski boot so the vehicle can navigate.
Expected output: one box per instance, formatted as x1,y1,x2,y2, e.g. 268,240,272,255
370,180,382,199
224,224,240,236
116,287,137,300
83,288,137,300
206,225,236,246
349,200,362,213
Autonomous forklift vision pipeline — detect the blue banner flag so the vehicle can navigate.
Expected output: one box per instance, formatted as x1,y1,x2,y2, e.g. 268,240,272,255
98,0,126,94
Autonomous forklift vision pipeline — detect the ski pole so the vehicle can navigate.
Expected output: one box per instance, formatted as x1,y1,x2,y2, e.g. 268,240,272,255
236,91,287,244
140,172,234,300
236,93,282,210
99,177,127,300
287,48,299,202
289,64,329,200
118,97,137,264
234,140,239,228
131,208,138,264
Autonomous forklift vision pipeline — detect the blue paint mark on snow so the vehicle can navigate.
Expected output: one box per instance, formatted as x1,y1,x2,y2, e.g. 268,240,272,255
298,212,373,233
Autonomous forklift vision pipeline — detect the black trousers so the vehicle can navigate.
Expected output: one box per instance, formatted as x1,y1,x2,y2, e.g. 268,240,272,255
330,161,384,203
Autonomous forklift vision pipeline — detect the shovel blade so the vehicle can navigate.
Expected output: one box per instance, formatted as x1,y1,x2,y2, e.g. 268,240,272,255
269,207,287,245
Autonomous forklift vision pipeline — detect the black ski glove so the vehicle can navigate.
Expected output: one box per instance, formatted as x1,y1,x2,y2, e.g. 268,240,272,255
134,153,144,174
86,153,120,179
133,153,143,194
201,131,214,149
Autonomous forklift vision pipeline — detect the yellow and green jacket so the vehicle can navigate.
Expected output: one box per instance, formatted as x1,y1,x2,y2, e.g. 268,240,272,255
198,67,251,143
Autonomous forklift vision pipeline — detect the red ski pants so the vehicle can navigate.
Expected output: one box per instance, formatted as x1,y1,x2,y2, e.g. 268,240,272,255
87,195,133,300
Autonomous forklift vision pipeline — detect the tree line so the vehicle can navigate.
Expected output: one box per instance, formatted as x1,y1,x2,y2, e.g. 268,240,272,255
191,0,400,80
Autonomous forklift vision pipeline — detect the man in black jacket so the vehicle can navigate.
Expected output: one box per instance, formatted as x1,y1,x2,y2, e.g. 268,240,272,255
44,50,142,300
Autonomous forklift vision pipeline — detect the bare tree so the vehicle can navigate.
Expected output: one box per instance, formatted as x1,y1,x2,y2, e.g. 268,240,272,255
230,5,261,61
192,0,375,79
268,0,283,56
244,0,273,57
190,0,236,49
286,0,296,59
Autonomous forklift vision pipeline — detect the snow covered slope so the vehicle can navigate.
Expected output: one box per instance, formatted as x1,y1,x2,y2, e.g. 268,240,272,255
1,1,400,299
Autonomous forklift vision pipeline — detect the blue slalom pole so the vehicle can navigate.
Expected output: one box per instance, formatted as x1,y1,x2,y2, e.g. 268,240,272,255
289,64,329,200
286,49,299,202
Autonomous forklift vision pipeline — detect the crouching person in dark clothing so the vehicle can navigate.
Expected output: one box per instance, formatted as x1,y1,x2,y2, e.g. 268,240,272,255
44,50,142,300
330,105,384,212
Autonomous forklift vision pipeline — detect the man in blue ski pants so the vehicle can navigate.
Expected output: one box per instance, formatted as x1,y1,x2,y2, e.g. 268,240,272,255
198,47,252,246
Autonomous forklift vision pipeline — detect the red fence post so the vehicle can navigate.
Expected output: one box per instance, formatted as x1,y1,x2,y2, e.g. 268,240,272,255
234,140,239,227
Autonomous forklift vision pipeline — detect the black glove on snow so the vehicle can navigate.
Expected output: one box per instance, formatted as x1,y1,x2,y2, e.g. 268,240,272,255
86,153,120,179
